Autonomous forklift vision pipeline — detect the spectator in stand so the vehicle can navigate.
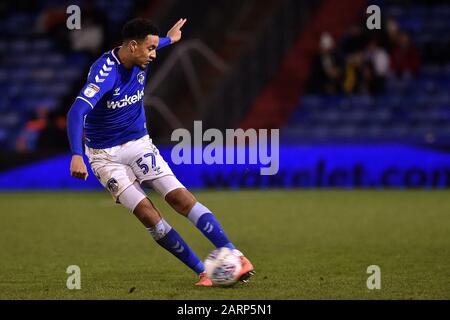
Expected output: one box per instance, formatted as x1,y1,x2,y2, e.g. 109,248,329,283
15,107,68,153
35,5,71,51
307,32,342,95
378,17,400,53
365,39,390,78
340,24,369,56
37,110,68,151
364,38,390,92
15,107,49,152
341,51,364,95
361,61,383,95
68,3,106,58
390,31,421,77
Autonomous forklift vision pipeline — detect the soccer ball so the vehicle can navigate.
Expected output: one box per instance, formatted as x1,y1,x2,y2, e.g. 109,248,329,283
204,247,242,287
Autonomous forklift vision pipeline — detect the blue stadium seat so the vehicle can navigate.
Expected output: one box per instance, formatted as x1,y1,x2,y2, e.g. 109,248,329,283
32,39,53,52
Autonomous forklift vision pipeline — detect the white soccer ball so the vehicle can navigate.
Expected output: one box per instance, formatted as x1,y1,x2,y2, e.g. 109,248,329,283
204,247,242,287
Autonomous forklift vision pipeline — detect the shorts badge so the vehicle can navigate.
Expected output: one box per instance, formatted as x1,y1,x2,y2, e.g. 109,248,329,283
107,178,119,193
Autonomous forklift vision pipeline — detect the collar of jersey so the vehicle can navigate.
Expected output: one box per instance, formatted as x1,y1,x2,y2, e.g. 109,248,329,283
111,47,122,64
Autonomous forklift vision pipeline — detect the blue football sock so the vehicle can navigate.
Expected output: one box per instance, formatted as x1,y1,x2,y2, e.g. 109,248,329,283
187,202,236,250
148,219,204,274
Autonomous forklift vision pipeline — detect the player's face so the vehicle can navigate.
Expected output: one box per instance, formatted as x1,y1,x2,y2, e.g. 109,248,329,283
133,35,159,69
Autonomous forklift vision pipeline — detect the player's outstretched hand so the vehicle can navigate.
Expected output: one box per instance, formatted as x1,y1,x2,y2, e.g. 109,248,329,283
70,154,89,181
167,18,187,44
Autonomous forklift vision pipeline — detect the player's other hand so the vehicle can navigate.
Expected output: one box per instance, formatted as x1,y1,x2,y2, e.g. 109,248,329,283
167,18,187,44
70,154,89,181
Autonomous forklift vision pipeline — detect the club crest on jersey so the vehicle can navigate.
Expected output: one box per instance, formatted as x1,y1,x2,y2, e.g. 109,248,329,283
107,178,119,193
137,71,145,85
83,83,100,98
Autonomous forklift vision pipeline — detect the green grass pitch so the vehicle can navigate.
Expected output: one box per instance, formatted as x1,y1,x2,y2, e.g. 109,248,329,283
0,190,448,299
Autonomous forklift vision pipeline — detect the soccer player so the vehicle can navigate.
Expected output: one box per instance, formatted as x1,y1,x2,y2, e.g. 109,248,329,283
66,18,254,286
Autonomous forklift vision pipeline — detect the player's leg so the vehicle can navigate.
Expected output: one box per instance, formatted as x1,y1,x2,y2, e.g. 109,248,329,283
152,178,255,282
128,136,235,249
160,183,236,250
118,182,206,277
128,136,253,282
124,136,234,248
86,144,210,284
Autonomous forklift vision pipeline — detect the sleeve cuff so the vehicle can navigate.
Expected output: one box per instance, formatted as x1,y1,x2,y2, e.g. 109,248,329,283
157,37,171,50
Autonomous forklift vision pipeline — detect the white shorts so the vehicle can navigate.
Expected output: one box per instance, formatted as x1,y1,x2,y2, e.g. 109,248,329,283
85,135,185,202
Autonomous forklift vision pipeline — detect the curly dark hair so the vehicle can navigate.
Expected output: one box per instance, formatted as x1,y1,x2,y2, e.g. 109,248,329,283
121,18,159,42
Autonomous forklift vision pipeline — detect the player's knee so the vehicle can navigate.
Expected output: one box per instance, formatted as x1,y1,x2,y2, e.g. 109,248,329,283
133,197,163,227
165,188,196,215
119,182,147,213
133,197,152,215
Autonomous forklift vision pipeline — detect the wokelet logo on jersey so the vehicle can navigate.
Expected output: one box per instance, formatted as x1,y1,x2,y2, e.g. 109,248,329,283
107,89,144,109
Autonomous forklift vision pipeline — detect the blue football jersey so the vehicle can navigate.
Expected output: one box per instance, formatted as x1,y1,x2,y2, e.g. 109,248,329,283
76,47,149,149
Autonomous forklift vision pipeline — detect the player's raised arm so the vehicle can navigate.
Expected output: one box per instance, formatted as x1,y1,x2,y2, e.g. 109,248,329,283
167,18,187,44
157,18,187,50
